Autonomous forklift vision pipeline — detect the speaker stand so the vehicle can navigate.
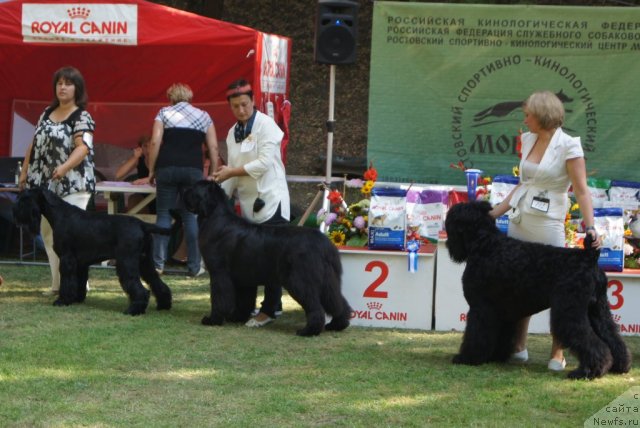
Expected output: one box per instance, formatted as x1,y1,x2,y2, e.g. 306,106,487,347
320,64,337,232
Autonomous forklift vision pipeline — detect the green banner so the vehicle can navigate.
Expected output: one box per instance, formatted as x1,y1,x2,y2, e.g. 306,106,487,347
368,2,640,185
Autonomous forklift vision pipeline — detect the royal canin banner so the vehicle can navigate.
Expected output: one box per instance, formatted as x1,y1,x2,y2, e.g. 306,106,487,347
0,0,291,158
23,3,138,45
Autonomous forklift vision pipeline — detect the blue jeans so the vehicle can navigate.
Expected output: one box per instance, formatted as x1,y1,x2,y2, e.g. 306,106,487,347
153,166,202,274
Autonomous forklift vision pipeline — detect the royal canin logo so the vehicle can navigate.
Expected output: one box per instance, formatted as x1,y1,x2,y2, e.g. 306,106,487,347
351,301,408,322
367,301,383,310
67,7,91,19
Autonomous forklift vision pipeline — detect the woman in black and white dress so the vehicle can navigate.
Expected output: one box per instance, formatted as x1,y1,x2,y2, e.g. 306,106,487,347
18,66,96,296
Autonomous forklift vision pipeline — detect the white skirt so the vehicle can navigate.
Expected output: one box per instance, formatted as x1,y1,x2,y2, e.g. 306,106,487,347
507,211,565,248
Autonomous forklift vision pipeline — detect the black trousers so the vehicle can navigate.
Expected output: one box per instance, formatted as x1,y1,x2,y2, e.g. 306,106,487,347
254,203,287,317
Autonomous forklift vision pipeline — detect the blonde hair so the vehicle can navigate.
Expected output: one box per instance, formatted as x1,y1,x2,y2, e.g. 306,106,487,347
524,91,564,130
166,83,193,104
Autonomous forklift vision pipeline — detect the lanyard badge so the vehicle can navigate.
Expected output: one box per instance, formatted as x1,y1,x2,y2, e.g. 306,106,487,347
531,190,550,213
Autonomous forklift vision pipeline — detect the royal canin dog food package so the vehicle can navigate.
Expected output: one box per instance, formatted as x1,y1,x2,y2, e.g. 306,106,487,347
368,187,408,251
489,175,519,234
594,207,625,272
406,188,448,243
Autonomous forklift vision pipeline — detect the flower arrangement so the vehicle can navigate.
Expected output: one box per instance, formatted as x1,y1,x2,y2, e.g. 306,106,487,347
317,163,378,247
564,200,582,248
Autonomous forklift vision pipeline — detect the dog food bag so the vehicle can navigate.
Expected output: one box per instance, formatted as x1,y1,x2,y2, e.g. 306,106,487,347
586,177,611,209
607,180,640,210
368,187,408,251
406,188,448,243
489,175,519,234
594,207,625,272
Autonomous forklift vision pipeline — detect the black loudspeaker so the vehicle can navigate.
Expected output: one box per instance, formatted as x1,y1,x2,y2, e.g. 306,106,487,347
314,0,359,65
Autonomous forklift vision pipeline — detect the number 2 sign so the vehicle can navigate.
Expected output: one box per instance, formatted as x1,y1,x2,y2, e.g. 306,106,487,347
363,260,389,298
339,249,435,330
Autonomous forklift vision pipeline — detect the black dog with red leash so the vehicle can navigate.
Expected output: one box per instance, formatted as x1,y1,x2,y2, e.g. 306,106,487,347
183,180,351,336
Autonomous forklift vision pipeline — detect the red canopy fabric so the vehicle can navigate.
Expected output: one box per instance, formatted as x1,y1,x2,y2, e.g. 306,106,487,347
0,0,290,156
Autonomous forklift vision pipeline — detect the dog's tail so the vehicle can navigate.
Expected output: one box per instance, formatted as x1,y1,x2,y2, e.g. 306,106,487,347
143,224,171,236
583,232,600,263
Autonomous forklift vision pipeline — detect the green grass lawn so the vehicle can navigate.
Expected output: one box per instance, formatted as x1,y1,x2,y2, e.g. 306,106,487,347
0,264,638,427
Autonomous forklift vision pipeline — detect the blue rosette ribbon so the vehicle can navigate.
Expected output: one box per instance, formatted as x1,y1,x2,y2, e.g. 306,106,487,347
407,239,420,273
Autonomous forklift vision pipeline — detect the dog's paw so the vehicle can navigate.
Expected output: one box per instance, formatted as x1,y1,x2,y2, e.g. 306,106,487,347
296,326,322,337
452,354,482,365
124,302,148,316
567,367,598,380
609,360,631,374
452,354,466,365
325,318,350,332
609,349,632,374
201,314,224,326
52,298,71,307
156,301,172,311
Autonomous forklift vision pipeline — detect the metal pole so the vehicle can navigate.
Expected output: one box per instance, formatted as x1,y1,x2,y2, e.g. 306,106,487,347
320,64,336,232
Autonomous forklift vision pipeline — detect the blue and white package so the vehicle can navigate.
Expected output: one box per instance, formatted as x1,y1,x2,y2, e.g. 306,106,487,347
594,207,625,272
368,187,407,250
489,175,519,234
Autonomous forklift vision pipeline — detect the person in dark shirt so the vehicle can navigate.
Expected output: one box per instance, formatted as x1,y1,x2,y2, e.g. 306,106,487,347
148,83,218,277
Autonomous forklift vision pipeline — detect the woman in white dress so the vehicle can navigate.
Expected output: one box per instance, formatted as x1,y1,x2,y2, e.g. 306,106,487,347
489,90,600,371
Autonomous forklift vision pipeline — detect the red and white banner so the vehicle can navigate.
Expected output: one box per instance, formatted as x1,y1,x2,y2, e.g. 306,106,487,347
260,34,288,95
23,3,138,45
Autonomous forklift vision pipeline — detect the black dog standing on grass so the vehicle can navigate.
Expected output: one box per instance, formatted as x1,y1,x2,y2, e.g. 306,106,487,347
183,180,352,336
445,200,631,380
13,188,172,315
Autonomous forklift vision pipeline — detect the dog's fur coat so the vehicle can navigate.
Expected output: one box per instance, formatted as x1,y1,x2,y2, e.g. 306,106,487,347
183,180,352,336
445,200,631,379
13,188,172,315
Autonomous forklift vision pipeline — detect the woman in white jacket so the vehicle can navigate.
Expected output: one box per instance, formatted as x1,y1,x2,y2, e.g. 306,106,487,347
489,90,600,372
213,79,290,328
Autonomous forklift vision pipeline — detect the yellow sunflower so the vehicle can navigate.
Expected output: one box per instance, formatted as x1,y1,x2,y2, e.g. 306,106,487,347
329,230,346,246
340,218,352,229
361,180,374,196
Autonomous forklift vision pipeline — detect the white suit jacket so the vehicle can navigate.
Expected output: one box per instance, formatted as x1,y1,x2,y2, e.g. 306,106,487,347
509,127,584,220
222,110,290,223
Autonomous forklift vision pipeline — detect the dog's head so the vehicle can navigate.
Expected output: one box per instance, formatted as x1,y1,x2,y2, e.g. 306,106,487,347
13,188,44,235
444,200,498,263
12,188,65,235
183,180,228,217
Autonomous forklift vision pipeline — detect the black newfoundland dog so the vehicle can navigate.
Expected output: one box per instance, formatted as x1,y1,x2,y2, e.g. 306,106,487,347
183,180,352,336
445,200,631,379
13,188,172,315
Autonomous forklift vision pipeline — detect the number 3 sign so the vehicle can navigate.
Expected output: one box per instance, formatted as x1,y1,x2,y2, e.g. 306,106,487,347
606,276,640,336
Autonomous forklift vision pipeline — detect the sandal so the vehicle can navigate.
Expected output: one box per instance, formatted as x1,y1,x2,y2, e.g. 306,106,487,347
245,316,274,328
547,358,566,371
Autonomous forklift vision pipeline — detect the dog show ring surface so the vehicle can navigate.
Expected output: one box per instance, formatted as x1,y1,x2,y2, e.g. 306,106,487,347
339,244,436,330
434,238,640,336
